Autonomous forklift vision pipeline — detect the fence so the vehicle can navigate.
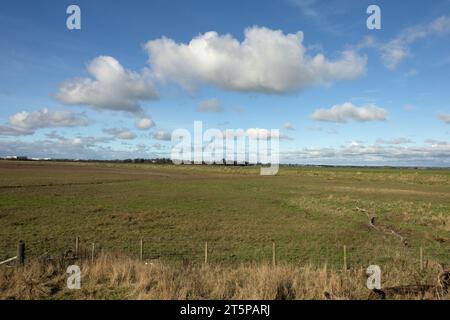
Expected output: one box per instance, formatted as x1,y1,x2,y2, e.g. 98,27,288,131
0,241,25,267
1,238,446,271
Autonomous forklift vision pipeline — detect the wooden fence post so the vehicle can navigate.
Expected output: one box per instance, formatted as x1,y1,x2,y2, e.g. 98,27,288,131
91,242,95,264
272,241,276,267
75,236,79,256
140,238,143,261
204,241,208,265
420,247,423,271
343,245,347,271
17,241,25,267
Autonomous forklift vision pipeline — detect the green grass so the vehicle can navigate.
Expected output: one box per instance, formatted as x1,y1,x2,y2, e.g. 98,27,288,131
0,161,449,269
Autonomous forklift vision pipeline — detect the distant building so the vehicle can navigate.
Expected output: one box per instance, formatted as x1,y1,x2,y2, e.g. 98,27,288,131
3,156,28,161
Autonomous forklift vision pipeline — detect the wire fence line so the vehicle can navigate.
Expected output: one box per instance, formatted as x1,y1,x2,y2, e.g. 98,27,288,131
1,237,447,270
0,256,17,266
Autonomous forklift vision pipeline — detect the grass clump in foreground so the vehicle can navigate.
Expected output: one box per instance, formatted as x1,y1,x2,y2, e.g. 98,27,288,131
0,253,448,300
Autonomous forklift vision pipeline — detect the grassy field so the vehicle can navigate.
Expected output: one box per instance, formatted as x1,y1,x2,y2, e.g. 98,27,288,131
0,160,448,270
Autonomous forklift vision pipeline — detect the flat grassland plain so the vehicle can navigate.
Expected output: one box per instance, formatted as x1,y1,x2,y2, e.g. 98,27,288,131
0,161,449,299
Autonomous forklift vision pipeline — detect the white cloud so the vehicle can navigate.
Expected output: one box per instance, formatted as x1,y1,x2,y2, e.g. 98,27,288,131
56,56,159,114
352,35,376,51
152,130,171,141
196,99,223,113
136,117,155,130
429,15,450,33
0,108,89,136
438,114,450,124
45,131,113,146
283,122,295,130
311,102,388,123
8,108,89,130
145,27,366,94
282,140,450,166
103,128,137,140
381,42,409,70
381,15,450,70
425,139,450,147
0,126,32,136
286,0,319,17
376,137,413,145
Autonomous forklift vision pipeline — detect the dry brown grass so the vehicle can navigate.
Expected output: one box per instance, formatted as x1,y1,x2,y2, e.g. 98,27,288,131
0,253,448,300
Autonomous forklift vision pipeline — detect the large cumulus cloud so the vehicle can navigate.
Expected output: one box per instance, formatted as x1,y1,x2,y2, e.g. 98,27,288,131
145,27,366,93
56,56,159,114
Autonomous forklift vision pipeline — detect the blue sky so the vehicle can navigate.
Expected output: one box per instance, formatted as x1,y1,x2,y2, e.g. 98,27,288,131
1,0,450,165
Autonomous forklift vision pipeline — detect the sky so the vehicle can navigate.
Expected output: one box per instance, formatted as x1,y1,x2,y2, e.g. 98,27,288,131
0,0,450,166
